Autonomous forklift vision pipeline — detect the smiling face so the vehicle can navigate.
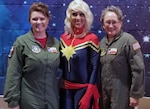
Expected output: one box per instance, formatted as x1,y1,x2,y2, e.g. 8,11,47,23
29,11,49,34
103,11,122,38
70,10,86,29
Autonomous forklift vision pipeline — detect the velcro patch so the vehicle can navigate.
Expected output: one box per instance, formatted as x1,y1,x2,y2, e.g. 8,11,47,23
133,42,141,51
8,46,14,58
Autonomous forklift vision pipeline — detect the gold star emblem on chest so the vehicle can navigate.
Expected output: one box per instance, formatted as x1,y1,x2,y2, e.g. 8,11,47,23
61,45,76,61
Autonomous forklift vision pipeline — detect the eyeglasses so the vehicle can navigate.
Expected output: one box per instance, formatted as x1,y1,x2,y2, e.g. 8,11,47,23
104,20,120,26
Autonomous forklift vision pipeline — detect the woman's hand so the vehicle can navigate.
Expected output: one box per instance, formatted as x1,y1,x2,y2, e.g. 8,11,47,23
129,97,139,107
9,105,20,109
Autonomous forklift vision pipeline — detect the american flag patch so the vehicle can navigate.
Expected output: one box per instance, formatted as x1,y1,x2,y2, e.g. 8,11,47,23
47,47,57,53
132,42,141,51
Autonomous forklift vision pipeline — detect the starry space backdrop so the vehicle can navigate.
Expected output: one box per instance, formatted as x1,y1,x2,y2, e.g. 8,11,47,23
0,0,150,96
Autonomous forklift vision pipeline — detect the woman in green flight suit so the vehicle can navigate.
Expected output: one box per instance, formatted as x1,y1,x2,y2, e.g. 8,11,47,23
4,2,60,109
99,5,145,109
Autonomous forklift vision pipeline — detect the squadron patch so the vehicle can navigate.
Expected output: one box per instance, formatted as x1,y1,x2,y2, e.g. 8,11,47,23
32,46,41,53
8,46,14,58
133,42,141,51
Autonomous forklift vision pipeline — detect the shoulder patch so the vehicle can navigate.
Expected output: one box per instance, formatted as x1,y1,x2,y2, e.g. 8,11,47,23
8,46,14,58
132,42,141,51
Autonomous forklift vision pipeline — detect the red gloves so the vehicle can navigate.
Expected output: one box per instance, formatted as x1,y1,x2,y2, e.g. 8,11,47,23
78,84,95,109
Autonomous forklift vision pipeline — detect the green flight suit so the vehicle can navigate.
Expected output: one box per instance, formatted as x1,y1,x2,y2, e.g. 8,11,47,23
100,30,145,109
4,31,60,109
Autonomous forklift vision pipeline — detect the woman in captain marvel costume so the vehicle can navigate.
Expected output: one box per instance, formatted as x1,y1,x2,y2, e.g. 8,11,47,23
59,0,100,109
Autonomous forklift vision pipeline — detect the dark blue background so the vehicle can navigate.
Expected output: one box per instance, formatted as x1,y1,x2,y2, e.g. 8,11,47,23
0,0,150,96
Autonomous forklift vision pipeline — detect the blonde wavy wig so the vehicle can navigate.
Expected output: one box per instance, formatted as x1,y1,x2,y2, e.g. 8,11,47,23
64,0,93,38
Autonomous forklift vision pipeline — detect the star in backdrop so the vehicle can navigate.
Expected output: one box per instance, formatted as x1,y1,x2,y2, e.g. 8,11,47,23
0,0,150,96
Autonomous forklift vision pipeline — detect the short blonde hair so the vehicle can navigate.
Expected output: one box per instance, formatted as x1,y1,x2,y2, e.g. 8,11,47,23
65,0,93,38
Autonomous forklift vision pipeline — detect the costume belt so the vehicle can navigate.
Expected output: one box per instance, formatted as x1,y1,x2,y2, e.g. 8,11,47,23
62,79,100,109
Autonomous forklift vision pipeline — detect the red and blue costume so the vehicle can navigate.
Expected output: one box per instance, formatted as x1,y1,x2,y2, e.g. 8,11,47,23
60,32,100,109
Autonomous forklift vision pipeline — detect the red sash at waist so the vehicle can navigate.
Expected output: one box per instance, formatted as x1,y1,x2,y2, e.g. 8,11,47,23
62,79,100,109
